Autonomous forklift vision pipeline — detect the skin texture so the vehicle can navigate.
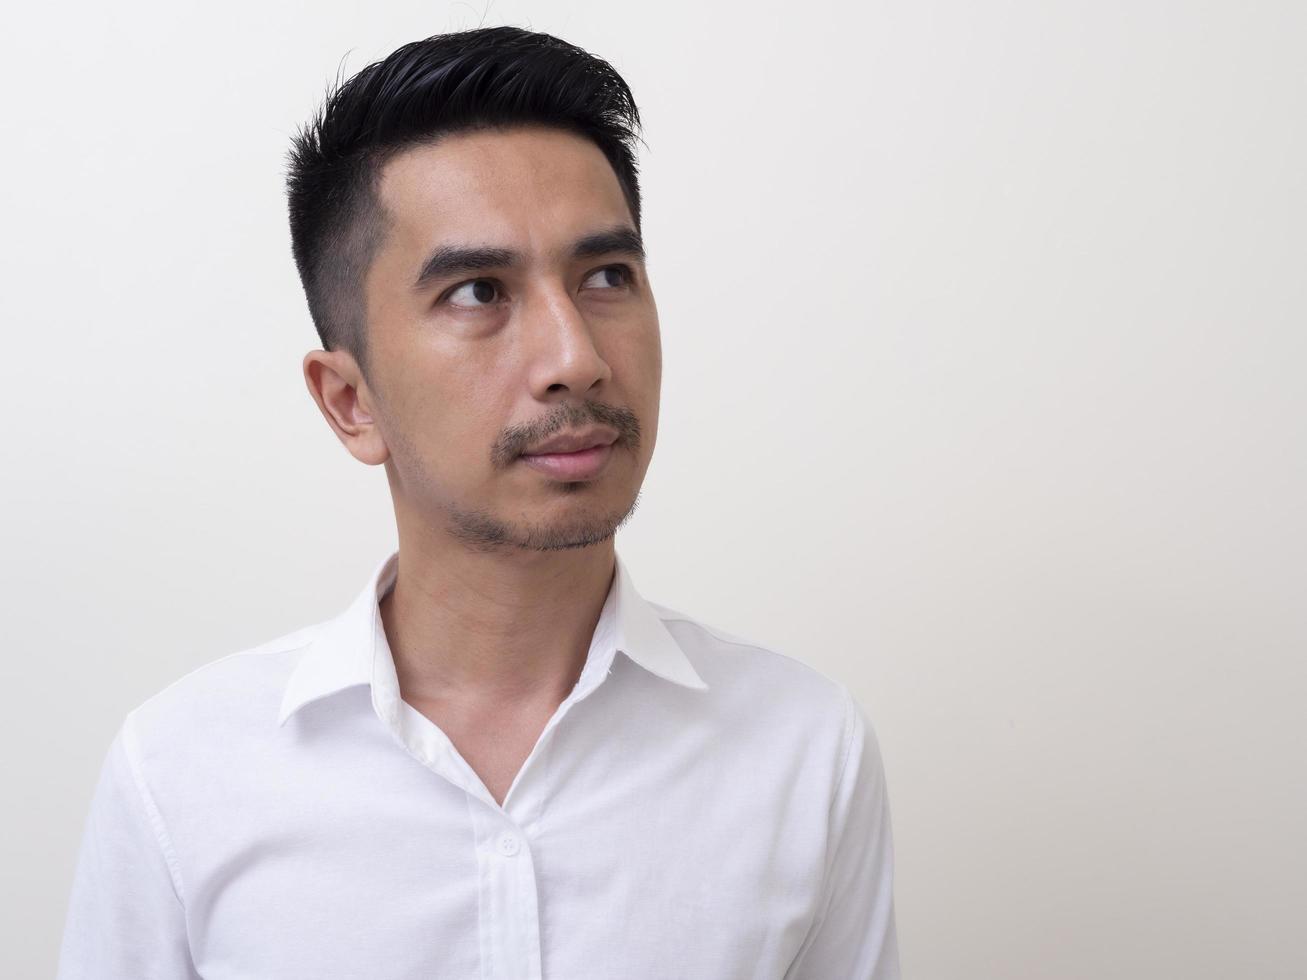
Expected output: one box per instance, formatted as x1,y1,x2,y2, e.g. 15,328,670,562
301,125,662,805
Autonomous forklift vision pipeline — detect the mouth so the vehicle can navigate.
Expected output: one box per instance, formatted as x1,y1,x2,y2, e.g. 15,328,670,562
518,442,615,481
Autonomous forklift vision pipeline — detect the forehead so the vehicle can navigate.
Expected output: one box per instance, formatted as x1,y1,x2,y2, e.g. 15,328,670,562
375,125,633,259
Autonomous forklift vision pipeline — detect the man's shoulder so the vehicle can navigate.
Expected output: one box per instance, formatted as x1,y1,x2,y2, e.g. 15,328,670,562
647,600,872,792
124,620,326,749
648,599,853,718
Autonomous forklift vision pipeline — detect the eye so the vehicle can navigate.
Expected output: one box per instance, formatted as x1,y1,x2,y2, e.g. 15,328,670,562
582,264,634,291
443,278,503,310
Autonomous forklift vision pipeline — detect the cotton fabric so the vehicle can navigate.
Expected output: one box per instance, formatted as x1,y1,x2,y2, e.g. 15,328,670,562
57,549,899,979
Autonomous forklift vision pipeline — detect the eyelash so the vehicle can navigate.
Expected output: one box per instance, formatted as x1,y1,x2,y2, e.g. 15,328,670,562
438,264,635,307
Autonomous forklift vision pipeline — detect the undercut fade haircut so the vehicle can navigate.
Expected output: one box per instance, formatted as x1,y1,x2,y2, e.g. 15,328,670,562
285,26,646,380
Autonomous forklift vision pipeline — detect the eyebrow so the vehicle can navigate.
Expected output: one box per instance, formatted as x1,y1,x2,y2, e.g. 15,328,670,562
412,225,647,291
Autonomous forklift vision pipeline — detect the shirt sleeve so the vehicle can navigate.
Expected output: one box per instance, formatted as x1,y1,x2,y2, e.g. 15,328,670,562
56,712,201,980
784,685,901,980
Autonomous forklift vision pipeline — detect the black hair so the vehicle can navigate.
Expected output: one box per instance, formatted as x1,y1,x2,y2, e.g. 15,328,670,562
285,26,646,379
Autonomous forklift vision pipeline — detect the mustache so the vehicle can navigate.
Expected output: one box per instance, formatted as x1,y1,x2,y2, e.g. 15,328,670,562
493,403,641,467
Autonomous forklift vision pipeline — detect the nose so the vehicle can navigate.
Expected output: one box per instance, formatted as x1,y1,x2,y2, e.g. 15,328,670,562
524,283,613,399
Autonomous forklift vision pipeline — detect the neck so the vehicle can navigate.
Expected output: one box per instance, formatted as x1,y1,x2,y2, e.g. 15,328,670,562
379,535,617,714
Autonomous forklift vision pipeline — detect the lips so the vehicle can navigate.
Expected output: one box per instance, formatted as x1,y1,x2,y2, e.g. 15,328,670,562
518,441,615,480
521,427,620,456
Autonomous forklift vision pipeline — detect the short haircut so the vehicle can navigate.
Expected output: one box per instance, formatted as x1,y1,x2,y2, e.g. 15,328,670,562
285,26,646,379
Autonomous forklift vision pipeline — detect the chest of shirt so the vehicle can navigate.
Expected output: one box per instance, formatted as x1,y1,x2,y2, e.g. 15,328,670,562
146,674,842,979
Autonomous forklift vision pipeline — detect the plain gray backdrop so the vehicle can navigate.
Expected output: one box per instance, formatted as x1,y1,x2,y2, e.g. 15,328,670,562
3,1,1303,977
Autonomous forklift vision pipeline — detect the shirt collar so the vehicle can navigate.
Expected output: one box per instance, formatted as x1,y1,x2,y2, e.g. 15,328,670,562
277,548,708,727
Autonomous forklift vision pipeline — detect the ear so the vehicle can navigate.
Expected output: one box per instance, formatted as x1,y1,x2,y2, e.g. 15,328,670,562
302,349,390,466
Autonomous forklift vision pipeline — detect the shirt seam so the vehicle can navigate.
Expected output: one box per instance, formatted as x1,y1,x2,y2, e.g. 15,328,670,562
122,708,189,908
832,683,857,803
783,683,857,977
655,613,773,653
656,611,845,681
819,687,858,911
136,628,324,718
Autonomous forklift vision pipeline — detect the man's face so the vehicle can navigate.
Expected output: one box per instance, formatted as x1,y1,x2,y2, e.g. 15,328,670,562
353,124,660,553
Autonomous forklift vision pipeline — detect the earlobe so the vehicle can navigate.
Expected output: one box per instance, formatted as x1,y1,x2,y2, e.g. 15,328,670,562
348,386,392,466
351,427,392,467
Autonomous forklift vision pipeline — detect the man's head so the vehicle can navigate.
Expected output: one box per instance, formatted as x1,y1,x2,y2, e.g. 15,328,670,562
287,27,660,555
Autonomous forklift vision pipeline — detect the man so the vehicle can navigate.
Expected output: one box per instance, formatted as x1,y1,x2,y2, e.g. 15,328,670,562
57,26,899,979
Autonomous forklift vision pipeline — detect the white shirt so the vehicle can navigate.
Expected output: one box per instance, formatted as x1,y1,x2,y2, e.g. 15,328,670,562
57,549,899,979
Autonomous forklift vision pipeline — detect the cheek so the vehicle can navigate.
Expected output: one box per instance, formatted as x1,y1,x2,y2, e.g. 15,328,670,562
623,336,661,452
382,375,462,465
641,331,663,400
617,317,661,379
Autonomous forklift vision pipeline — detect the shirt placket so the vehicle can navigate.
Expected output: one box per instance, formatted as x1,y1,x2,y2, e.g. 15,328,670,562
465,656,614,980
469,794,544,980
385,705,545,980
376,641,618,980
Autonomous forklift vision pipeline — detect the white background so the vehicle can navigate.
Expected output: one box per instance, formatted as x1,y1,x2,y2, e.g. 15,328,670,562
3,1,1303,977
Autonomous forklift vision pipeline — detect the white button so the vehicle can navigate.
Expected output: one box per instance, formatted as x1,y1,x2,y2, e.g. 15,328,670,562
497,833,520,856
